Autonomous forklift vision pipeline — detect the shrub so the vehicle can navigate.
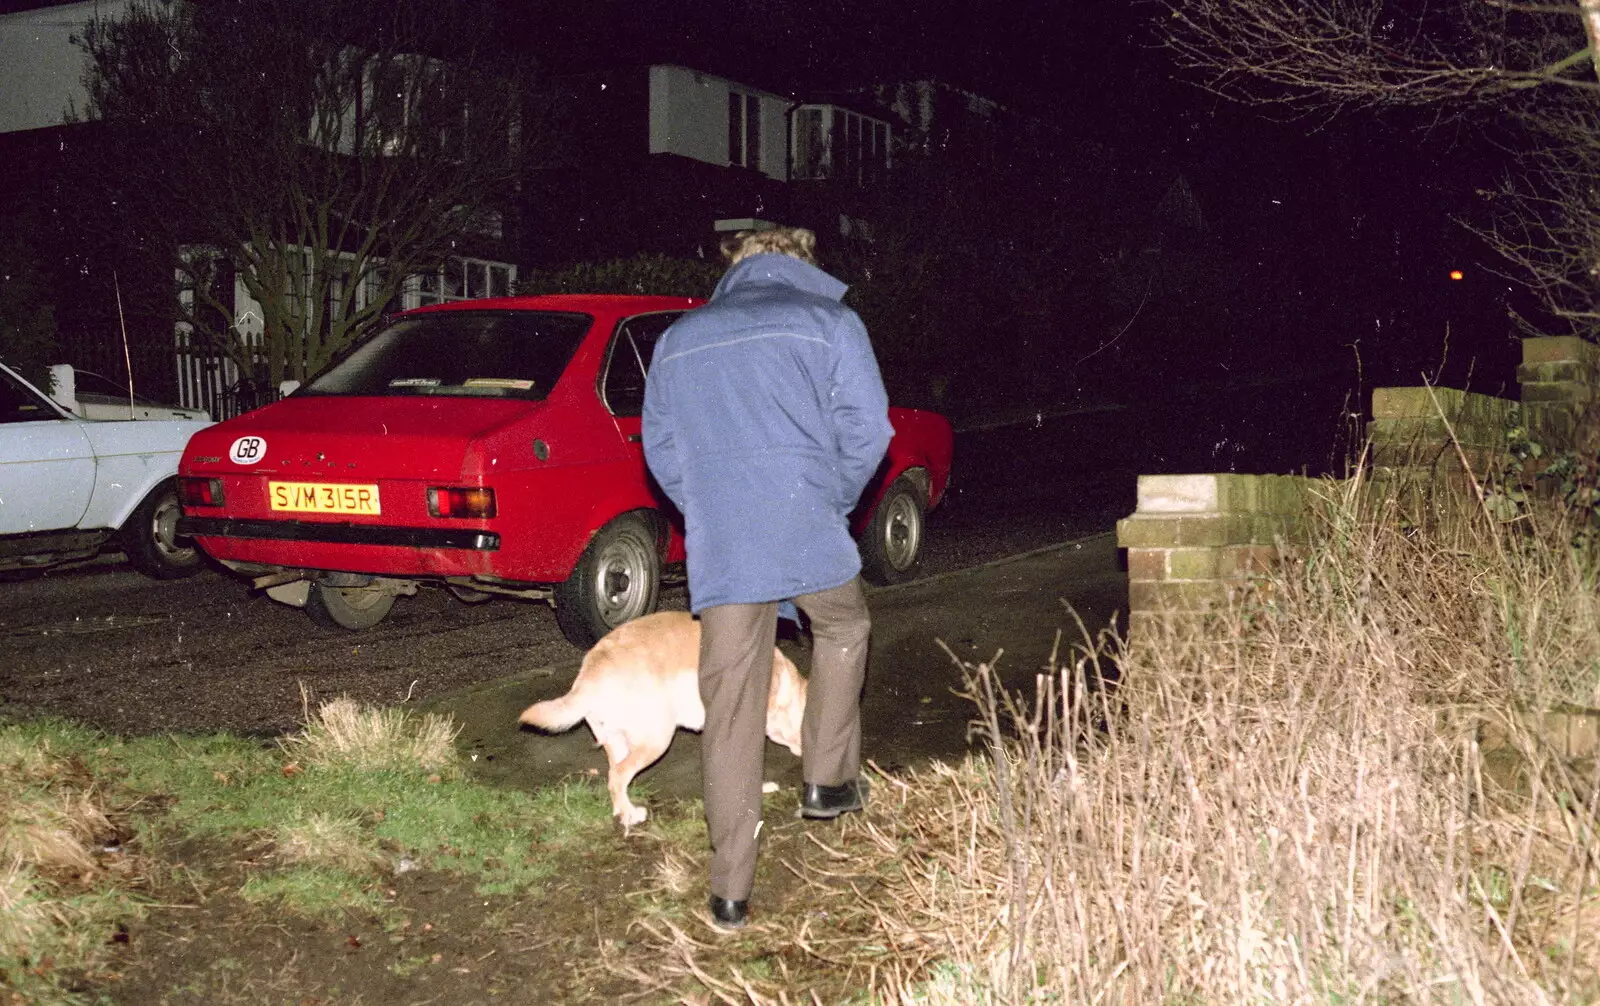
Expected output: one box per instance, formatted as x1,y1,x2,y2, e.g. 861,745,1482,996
860,474,1600,1003
516,254,722,300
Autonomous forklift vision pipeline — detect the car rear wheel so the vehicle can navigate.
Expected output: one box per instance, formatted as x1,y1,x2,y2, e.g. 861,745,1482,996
121,482,203,580
555,512,661,648
859,474,925,586
306,583,397,630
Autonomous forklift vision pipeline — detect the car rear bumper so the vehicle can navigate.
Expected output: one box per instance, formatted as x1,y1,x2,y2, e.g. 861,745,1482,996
178,516,500,551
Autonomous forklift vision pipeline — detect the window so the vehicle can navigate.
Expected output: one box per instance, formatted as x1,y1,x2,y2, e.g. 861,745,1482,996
362,53,451,157
870,121,888,183
368,57,411,152
728,92,761,170
791,105,891,184
358,52,496,162
601,312,682,417
833,112,854,184
793,107,825,179
303,310,592,401
414,258,517,307
0,368,57,424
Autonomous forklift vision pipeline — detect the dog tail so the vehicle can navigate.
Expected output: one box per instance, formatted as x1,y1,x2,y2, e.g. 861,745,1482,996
519,687,587,733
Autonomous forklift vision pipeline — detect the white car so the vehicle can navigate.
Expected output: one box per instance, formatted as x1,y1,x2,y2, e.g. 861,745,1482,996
48,365,211,422
0,361,214,577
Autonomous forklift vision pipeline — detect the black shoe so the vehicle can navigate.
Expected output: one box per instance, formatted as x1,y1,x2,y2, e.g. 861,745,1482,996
799,778,868,819
708,895,748,930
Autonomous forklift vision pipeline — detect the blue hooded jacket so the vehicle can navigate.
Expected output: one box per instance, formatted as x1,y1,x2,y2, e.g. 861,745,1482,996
642,254,894,612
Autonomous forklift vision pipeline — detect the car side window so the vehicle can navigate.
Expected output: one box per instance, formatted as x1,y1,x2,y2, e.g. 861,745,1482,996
0,370,60,424
601,312,681,417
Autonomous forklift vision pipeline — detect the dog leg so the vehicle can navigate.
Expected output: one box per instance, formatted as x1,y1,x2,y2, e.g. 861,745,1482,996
598,736,648,830
607,739,680,834
603,722,680,835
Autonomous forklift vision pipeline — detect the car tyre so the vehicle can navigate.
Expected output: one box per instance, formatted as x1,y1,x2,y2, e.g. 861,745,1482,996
121,481,203,580
555,512,661,648
859,474,924,586
306,583,396,630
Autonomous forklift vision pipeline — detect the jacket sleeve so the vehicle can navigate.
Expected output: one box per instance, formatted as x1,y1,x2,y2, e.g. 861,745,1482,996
828,309,894,511
642,360,685,511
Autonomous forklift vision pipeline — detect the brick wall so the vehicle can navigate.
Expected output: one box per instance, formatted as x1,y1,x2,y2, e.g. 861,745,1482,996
1115,336,1593,634
1115,473,1319,633
1367,385,1515,478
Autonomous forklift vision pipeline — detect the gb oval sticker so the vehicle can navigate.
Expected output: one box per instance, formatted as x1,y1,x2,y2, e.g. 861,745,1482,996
229,435,268,465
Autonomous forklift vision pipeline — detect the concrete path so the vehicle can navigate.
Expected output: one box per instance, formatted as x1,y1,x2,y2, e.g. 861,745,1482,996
424,531,1127,806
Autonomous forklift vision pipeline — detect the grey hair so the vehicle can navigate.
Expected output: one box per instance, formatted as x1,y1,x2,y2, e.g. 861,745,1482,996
722,226,817,266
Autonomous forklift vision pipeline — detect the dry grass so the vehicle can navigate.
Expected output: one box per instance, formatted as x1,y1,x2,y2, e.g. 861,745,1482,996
0,857,53,964
279,694,461,775
0,731,137,999
0,735,110,880
617,472,1600,1003
0,792,109,881
272,811,388,873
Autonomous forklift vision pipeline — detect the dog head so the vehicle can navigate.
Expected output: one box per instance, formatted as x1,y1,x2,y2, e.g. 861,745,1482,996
767,650,807,757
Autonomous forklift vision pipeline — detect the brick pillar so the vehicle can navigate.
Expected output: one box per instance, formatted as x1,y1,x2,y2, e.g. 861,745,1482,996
1517,335,1598,450
1116,474,1317,637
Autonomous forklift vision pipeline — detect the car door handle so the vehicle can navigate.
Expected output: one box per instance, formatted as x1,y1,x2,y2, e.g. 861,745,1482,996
627,433,642,443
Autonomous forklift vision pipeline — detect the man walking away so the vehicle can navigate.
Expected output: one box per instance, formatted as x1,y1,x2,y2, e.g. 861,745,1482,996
642,226,894,931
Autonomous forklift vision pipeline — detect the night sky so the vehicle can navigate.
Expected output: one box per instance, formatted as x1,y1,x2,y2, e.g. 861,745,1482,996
522,0,1517,390
0,0,1522,391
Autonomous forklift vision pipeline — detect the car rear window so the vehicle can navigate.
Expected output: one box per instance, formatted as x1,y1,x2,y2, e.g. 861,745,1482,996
0,368,59,423
301,310,592,401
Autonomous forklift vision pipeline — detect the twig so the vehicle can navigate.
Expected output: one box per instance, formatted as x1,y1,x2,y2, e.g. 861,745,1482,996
1074,270,1153,366
1423,379,1509,566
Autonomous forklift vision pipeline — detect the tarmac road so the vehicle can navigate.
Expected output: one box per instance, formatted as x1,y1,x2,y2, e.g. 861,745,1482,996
431,531,1126,805
0,522,1126,772
0,408,1140,740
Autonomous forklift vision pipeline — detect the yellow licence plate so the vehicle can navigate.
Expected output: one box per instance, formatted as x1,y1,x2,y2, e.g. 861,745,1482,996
268,482,381,515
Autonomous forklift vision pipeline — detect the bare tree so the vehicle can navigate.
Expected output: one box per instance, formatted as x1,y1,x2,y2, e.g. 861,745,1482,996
1164,1,1600,108
1162,0,1600,337
76,0,526,388
1477,99,1600,332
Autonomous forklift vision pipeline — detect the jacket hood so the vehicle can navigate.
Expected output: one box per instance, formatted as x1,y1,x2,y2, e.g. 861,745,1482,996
712,253,848,302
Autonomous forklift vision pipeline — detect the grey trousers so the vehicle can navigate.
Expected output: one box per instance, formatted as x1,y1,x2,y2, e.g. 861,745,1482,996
697,577,871,901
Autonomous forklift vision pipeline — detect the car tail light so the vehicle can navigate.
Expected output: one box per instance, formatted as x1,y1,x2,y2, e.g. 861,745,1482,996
427,487,496,519
179,477,225,507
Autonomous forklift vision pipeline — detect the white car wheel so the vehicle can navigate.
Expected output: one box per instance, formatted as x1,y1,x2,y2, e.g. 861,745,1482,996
121,482,203,580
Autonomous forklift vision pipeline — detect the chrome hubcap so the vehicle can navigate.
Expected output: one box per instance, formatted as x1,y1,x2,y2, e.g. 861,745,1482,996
153,497,194,560
596,537,651,625
882,495,921,570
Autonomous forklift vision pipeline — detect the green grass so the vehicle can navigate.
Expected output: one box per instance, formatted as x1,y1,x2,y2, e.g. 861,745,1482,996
0,707,622,1002
238,864,387,917
92,722,617,895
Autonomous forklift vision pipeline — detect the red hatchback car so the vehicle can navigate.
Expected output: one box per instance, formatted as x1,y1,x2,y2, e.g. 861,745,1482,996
177,294,953,646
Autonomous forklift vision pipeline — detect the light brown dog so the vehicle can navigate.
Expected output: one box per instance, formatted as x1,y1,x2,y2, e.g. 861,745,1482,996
519,610,806,830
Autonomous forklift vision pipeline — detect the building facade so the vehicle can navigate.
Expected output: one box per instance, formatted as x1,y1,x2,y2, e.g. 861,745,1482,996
0,3,897,414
